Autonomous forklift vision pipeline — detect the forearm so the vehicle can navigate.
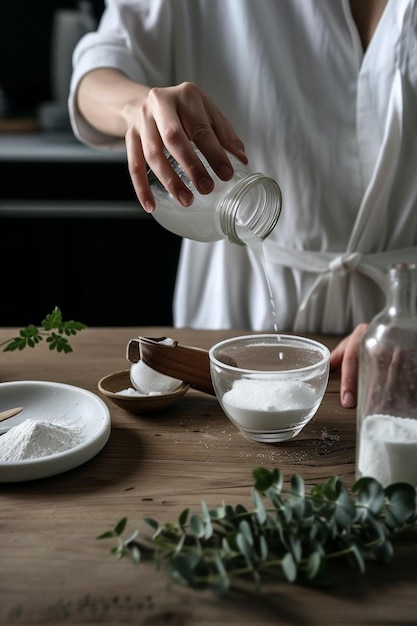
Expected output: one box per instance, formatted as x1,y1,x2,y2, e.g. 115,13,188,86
75,70,246,212
76,68,150,138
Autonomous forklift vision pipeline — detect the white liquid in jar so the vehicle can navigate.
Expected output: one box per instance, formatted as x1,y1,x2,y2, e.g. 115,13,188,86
153,194,222,241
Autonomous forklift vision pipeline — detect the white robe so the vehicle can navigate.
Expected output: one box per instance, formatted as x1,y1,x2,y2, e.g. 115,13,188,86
69,0,417,333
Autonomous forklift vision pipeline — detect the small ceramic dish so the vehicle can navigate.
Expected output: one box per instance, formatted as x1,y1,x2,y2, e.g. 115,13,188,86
0,380,111,482
98,370,190,414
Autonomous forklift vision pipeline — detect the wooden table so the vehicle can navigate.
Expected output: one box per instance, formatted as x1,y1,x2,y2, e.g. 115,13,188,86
1,327,416,625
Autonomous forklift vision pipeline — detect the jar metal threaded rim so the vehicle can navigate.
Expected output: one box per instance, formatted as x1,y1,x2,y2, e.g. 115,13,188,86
218,173,282,245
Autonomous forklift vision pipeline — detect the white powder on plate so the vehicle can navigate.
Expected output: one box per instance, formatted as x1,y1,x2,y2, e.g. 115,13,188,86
0,419,84,462
358,414,417,486
221,379,319,430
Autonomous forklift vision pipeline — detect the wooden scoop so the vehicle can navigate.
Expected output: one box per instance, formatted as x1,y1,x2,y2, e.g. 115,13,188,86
127,337,215,395
0,407,23,422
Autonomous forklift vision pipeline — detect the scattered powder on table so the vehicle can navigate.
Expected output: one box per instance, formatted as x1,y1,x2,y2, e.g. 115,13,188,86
0,419,84,462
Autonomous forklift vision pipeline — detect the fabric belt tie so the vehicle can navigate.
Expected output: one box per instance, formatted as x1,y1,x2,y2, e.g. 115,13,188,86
328,252,363,277
264,244,417,331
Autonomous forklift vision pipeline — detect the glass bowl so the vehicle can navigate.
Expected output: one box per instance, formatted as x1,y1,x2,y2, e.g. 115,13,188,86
209,334,330,443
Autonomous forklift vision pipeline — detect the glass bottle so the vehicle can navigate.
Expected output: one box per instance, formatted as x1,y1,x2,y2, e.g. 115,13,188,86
356,262,417,486
147,145,282,245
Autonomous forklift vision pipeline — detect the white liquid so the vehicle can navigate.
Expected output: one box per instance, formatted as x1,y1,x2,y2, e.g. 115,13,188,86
154,184,281,332
222,379,319,431
153,200,221,241
358,414,417,486
247,239,280,335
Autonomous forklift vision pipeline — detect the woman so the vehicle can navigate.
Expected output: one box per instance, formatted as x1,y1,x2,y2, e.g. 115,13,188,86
68,0,417,407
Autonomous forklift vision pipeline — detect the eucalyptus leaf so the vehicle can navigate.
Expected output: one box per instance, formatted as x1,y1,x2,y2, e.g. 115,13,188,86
98,467,417,595
334,485,356,527
201,501,213,539
190,514,205,538
129,544,141,563
114,517,128,536
346,543,366,574
212,556,230,594
253,467,274,492
287,536,302,562
172,553,203,586
370,539,394,564
281,552,297,582
384,483,417,529
252,487,267,524
353,477,385,517
178,508,190,528
259,534,269,562
236,523,254,567
291,474,305,497
144,517,159,531
305,550,323,580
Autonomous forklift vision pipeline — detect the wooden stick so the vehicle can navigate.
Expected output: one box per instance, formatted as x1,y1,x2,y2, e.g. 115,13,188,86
0,407,24,422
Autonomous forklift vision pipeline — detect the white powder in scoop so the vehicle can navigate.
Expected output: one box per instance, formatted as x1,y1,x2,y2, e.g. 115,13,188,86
222,379,319,430
0,419,84,462
130,360,182,394
117,387,163,397
358,414,417,486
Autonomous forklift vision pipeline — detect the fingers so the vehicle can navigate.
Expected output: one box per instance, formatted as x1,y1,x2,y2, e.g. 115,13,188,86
330,323,368,409
125,124,157,212
124,82,247,209
176,83,247,178
125,96,197,211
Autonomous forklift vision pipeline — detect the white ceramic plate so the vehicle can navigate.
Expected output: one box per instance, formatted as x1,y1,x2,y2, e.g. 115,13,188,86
0,381,111,483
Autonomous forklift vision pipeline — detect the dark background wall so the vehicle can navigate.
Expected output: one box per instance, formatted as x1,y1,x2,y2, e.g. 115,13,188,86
0,0,182,328
0,1,105,117
0,210,182,327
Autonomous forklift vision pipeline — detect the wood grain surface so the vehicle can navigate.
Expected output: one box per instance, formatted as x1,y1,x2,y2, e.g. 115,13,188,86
1,327,416,625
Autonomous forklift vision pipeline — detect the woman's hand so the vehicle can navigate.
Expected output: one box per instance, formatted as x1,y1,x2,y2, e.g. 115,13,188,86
123,81,247,212
330,323,368,408
77,71,247,212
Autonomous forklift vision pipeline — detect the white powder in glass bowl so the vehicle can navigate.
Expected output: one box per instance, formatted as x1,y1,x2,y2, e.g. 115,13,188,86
222,379,319,430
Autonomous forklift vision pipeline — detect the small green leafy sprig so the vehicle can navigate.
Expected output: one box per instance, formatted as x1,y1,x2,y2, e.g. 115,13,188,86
1,307,86,354
97,467,417,595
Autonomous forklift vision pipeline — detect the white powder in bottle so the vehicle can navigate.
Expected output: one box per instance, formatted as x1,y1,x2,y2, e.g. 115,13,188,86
0,419,84,462
358,414,417,486
221,379,319,430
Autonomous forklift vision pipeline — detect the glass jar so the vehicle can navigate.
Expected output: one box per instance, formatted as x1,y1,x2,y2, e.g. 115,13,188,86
147,145,282,245
356,262,417,486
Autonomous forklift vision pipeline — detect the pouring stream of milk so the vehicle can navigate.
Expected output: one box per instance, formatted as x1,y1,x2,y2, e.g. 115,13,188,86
243,235,280,336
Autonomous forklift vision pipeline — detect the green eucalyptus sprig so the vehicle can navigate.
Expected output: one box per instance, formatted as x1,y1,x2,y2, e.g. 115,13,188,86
1,307,86,354
97,467,417,595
